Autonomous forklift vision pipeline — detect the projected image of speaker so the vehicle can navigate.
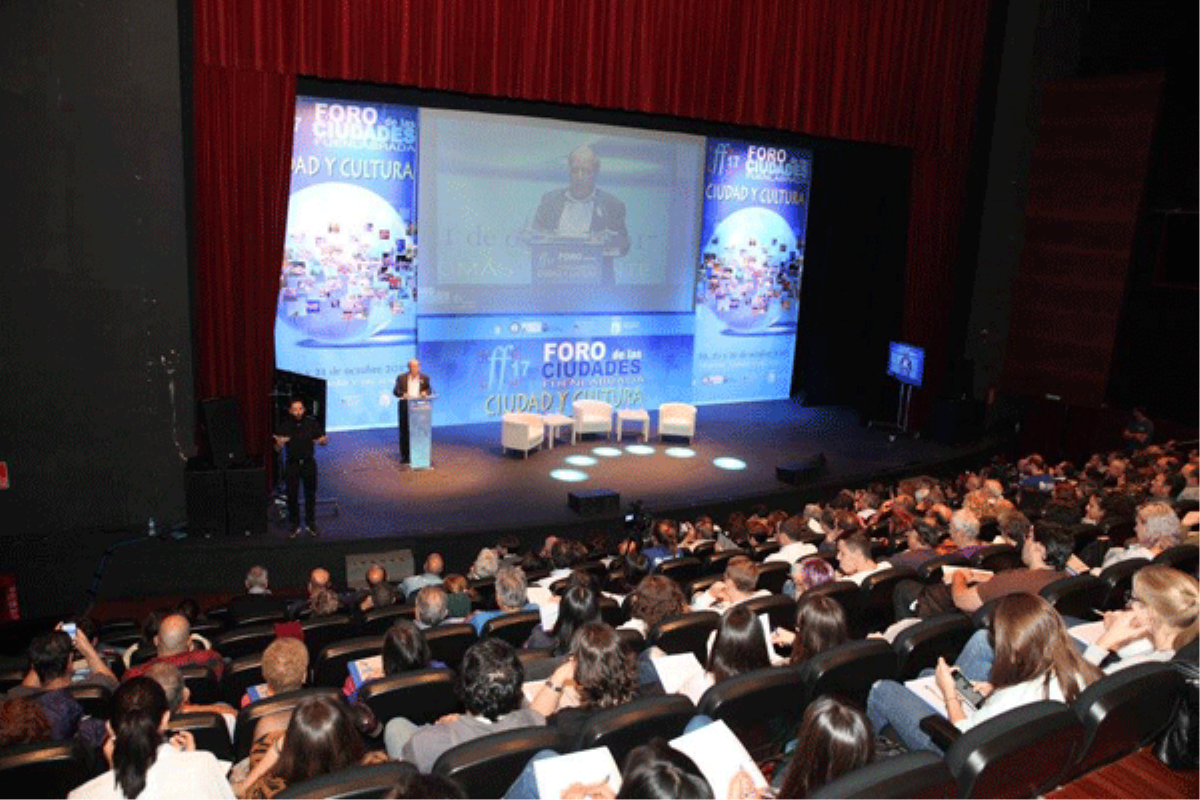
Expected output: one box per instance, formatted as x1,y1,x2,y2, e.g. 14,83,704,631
776,453,827,485
199,396,246,468
225,463,267,537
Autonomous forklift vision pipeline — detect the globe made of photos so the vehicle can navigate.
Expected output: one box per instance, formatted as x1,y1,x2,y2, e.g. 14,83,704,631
702,206,799,332
277,182,408,343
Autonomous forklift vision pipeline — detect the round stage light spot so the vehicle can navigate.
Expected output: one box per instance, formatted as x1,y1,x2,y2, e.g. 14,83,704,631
565,455,597,467
550,469,589,482
713,457,748,471
625,444,656,455
665,447,696,458
592,447,623,458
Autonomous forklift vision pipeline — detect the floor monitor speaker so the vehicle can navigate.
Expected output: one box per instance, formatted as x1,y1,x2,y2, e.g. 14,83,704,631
568,489,620,516
776,453,827,485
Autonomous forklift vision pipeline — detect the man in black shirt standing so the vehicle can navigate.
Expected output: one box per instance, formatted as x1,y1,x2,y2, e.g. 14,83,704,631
274,398,328,538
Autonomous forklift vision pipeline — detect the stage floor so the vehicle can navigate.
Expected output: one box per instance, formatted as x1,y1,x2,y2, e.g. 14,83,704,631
296,401,985,541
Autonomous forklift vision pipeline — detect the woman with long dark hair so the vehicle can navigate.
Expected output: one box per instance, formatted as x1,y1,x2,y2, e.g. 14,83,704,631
525,580,602,656
679,605,771,704
234,696,386,798
775,696,875,798
342,619,443,703
69,677,234,799
770,594,849,665
867,593,1101,752
529,622,638,739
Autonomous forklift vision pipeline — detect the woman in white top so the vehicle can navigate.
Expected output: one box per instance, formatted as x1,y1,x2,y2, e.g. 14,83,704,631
70,677,234,799
1084,565,1198,670
866,594,1101,752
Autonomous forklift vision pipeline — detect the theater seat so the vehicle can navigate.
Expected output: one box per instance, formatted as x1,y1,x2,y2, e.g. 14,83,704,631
276,762,409,799
1153,544,1199,576
576,695,695,763
64,683,112,720
358,668,461,727
970,545,1022,573
971,597,1002,629
755,561,791,595
798,639,896,710
802,580,863,627
299,614,356,661
740,594,796,632
313,636,383,688
658,556,703,587
705,549,750,577
917,553,970,583
1039,574,1106,621
647,611,720,663
617,627,647,654
892,614,975,680
234,688,341,759
930,701,1085,798
178,665,222,705
360,605,417,636
599,596,626,628
686,574,722,597
214,623,278,661
752,542,781,561
859,566,917,636
809,750,956,799
169,711,234,761
1097,557,1151,611
432,726,566,799
0,740,94,800
480,611,540,649
1067,661,1185,780
696,665,807,762
516,650,564,682
223,652,265,706
424,623,476,670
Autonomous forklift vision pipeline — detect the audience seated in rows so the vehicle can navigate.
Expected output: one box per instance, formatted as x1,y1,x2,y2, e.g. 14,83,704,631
468,567,538,635
124,614,224,681
343,619,446,704
691,556,769,611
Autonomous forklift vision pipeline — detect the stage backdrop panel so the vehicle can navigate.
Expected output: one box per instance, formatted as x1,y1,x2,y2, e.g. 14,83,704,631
274,96,420,431
692,139,813,404
418,313,694,425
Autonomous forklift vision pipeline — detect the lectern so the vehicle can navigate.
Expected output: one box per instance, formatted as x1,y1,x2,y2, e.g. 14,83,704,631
406,395,435,470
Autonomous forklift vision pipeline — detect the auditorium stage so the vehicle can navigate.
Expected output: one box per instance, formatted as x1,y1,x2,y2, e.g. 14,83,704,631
296,400,991,541
12,401,1005,622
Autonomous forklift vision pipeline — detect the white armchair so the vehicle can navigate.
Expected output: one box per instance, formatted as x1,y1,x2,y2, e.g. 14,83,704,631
502,413,545,458
571,399,614,439
657,402,697,442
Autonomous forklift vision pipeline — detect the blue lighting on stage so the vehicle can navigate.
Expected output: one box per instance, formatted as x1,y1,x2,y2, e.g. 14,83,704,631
592,447,623,458
626,445,655,455
565,455,598,466
665,447,696,458
550,469,590,482
713,457,747,471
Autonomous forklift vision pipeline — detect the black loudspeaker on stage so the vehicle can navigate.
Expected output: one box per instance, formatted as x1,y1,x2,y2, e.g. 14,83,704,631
776,452,827,485
199,396,246,468
569,489,620,516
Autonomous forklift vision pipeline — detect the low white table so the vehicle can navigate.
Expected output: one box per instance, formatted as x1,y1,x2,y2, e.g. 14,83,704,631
615,408,650,442
542,413,575,448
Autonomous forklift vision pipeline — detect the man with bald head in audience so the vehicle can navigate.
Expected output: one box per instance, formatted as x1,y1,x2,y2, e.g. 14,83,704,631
401,553,445,599
123,613,225,681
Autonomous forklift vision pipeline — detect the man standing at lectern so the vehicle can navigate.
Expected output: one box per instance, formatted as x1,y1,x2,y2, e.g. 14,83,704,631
274,398,328,539
394,358,432,464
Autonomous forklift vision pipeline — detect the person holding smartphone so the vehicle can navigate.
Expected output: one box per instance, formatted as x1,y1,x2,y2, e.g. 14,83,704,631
866,594,1101,753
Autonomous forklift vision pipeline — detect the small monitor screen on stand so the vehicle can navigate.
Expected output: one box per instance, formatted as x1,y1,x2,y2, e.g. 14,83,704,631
887,341,925,387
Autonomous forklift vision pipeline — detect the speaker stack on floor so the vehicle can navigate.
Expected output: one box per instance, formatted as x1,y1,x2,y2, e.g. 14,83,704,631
776,452,827,485
186,397,266,537
568,488,620,516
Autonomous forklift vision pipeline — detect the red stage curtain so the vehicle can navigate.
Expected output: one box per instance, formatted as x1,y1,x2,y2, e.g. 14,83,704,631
192,0,993,452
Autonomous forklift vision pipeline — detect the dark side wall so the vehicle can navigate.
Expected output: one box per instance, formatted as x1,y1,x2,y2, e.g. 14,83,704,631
0,0,194,541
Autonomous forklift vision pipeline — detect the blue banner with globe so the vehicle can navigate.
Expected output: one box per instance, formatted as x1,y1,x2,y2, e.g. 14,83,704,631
691,139,812,403
275,98,420,431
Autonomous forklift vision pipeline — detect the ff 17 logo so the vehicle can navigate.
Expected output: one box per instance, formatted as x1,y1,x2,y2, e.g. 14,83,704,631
708,142,742,177
486,345,532,390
